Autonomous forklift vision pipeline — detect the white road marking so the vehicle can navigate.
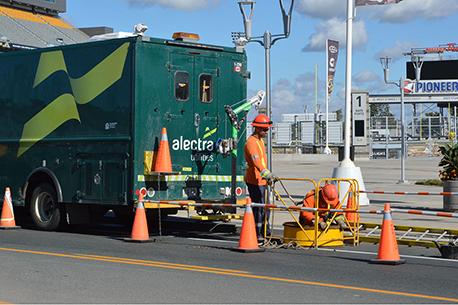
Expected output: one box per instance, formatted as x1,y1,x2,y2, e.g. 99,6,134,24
188,238,237,244
188,237,457,262
318,248,458,262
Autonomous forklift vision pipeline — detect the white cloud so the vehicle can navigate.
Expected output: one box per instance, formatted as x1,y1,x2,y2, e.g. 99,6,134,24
354,70,381,83
126,0,219,10
375,41,417,62
267,73,326,120
267,72,373,119
295,0,345,19
296,0,458,23
353,70,388,93
303,18,368,52
272,80,298,113
378,0,458,23
336,85,346,102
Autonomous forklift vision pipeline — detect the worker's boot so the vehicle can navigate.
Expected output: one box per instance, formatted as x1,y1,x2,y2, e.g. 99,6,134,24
335,215,348,230
319,221,327,230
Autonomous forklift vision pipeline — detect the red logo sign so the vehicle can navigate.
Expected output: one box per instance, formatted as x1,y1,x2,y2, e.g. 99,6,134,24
403,79,415,94
234,62,242,73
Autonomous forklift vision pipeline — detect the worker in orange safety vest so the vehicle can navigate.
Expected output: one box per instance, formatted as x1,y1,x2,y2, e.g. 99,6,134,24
299,184,347,230
244,114,277,238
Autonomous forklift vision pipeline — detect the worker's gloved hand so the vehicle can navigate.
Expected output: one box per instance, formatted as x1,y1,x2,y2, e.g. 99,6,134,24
319,221,327,230
266,173,278,185
335,215,348,230
261,169,278,184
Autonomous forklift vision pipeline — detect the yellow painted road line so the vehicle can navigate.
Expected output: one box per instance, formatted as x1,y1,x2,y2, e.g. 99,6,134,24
0,247,248,274
0,247,457,303
73,253,251,274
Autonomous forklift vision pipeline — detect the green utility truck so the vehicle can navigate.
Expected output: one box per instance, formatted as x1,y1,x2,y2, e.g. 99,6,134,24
0,34,250,230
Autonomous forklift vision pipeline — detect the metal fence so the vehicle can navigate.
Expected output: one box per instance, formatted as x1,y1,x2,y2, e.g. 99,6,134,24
370,115,449,142
369,115,450,159
273,121,343,147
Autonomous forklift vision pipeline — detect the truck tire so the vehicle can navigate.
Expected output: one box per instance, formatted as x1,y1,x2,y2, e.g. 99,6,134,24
29,183,64,231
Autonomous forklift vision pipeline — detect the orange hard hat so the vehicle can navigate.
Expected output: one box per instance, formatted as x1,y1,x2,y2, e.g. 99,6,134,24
321,184,339,205
252,114,273,128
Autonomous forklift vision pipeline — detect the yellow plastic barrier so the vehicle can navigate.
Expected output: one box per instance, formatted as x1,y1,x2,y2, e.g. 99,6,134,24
268,178,318,243
268,177,360,248
317,178,360,247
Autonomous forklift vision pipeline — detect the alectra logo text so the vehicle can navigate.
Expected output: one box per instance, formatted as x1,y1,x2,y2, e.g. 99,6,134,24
171,136,214,152
171,127,217,152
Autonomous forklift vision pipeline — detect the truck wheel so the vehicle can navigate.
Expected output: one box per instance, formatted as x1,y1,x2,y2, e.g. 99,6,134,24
113,207,134,227
29,183,64,231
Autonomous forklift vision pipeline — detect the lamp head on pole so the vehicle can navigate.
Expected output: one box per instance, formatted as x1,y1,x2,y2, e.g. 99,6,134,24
379,56,392,71
238,0,255,40
380,56,392,83
279,0,295,38
411,55,424,83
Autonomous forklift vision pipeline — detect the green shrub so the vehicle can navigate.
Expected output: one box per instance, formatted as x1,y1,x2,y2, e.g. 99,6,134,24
415,179,443,187
439,143,458,181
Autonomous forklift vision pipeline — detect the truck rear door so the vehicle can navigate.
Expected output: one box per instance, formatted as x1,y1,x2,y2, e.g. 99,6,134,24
193,55,219,175
168,52,195,171
168,52,220,175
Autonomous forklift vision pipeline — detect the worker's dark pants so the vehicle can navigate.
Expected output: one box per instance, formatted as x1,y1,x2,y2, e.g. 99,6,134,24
247,183,271,237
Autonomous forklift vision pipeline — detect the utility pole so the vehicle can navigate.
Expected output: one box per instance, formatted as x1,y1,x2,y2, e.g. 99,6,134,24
315,64,318,114
380,57,407,183
233,0,295,203
331,0,370,206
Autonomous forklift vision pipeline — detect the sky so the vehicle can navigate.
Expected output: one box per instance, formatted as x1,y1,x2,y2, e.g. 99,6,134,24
63,0,458,121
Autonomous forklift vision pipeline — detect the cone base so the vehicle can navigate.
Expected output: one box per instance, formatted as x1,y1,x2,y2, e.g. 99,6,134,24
0,226,20,230
370,258,406,265
123,238,153,243
234,247,265,253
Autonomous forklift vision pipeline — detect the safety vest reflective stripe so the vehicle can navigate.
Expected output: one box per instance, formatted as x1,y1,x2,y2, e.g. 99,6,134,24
255,138,267,168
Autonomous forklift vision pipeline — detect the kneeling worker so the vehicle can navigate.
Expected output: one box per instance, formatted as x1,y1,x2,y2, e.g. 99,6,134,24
244,114,277,237
299,184,347,230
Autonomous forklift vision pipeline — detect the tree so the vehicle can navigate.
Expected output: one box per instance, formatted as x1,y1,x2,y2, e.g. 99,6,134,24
335,108,343,121
425,111,440,117
370,104,394,118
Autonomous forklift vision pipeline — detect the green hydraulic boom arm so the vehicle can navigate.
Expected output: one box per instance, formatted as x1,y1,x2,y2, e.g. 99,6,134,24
220,90,265,204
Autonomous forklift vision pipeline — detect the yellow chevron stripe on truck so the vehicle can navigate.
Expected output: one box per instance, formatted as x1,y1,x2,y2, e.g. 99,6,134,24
17,42,130,157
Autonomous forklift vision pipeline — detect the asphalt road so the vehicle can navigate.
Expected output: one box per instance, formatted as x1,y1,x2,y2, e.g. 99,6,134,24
1,156,457,304
0,221,457,304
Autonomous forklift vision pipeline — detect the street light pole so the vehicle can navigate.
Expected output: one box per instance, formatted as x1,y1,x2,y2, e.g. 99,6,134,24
380,56,407,183
264,31,273,173
400,76,407,183
235,0,294,203
343,0,354,164
331,0,370,207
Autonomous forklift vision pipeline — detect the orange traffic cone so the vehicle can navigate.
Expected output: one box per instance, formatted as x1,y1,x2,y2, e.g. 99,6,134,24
235,198,265,252
125,192,151,243
370,204,405,265
345,193,359,224
154,127,173,173
0,187,20,230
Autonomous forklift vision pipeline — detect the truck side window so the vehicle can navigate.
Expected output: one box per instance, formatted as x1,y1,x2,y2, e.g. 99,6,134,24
175,71,189,101
199,74,212,103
